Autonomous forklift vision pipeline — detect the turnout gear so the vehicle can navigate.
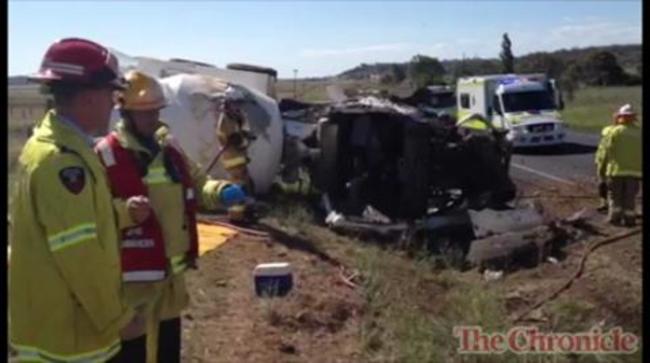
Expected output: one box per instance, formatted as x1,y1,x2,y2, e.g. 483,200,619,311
29,37,125,89
96,131,200,282
596,124,642,179
118,70,167,111
9,110,134,362
607,178,639,226
216,98,255,221
97,120,234,361
595,105,642,226
596,125,616,212
456,112,493,131
217,100,253,186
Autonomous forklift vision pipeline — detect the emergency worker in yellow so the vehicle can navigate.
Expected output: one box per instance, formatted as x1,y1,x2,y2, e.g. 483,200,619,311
595,104,642,226
96,70,247,362
456,112,494,132
595,112,624,212
216,94,256,220
9,38,147,363
457,112,513,171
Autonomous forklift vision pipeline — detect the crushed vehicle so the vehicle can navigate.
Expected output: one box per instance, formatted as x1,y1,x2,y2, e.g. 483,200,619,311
281,94,518,260
390,84,457,119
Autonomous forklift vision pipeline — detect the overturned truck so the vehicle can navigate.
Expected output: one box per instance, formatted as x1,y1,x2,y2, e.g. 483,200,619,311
302,97,516,216
278,95,518,257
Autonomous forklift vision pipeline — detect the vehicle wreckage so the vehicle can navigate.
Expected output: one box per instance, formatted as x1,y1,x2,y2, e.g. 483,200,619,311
108,51,542,265
279,93,519,256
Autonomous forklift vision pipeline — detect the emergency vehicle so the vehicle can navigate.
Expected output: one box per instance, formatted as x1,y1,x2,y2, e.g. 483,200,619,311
456,74,566,147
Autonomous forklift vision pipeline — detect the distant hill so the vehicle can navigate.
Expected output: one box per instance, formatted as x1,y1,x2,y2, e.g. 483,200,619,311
338,44,642,80
8,76,32,85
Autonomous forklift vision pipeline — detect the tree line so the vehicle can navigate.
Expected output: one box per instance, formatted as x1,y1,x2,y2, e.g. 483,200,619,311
339,36,641,100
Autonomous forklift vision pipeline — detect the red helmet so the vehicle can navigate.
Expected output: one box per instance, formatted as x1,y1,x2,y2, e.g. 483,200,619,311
30,38,125,89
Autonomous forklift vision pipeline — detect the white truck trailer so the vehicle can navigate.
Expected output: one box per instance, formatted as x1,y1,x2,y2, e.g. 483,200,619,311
456,73,566,147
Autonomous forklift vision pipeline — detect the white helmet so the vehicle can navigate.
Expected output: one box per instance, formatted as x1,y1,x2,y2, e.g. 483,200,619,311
616,104,635,116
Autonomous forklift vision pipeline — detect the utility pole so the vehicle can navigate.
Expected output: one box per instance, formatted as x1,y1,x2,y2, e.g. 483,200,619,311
293,69,298,99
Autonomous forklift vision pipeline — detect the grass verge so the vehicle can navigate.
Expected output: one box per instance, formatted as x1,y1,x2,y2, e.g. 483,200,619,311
561,86,642,134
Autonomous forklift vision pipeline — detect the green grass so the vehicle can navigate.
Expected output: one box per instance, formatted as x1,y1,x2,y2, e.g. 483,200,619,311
561,86,642,133
358,247,522,363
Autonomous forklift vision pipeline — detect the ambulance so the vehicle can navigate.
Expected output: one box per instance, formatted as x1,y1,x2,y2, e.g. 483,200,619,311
456,74,566,147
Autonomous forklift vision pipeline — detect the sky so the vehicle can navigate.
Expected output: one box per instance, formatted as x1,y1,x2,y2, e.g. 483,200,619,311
8,1,643,78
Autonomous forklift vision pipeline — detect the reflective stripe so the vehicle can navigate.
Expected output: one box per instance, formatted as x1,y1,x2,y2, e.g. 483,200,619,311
96,141,116,167
121,239,155,248
12,339,120,363
222,156,248,169
43,61,85,76
228,205,246,212
170,255,187,274
123,270,166,282
48,223,97,252
144,167,170,185
172,263,187,274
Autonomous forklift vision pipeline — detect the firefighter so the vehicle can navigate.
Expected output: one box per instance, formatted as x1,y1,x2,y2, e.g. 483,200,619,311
9,38,147,362
595,104,642,226
457,112,513,171
95,70,247,362
456,112,493,132
216,93,256,220
595,112,623,212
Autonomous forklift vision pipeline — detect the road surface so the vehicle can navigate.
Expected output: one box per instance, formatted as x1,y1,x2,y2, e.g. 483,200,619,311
510,130,601,186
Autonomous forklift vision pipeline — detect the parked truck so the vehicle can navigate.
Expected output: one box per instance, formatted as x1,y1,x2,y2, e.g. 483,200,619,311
456,73,565,147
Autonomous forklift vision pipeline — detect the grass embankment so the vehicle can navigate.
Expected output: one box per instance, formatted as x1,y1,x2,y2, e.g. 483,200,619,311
267,185,641,363
561,86,642,133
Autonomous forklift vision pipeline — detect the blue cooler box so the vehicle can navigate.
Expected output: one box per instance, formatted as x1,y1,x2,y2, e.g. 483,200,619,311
254,262,293,297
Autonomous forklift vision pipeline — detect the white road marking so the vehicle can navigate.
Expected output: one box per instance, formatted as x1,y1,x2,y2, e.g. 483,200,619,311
511,162,577,186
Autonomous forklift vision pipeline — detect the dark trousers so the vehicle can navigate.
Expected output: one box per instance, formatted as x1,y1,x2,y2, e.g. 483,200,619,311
107,334,146,363
107,318,181,363
158,317,182,363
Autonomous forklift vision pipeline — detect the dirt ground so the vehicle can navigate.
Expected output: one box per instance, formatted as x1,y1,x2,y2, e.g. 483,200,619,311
180,177,643,362
182,231,364,363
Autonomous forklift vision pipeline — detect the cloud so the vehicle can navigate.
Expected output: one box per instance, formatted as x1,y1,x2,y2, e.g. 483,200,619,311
510,19,640,55
551,21,640,41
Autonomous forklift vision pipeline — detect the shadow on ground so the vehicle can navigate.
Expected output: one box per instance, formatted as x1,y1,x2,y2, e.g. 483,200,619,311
514,142,597,156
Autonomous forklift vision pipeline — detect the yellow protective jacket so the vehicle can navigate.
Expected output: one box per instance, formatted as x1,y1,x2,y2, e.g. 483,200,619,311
595,125,616,180
216,109,251,186
595,123,642,179
9,110,134,362
456,113,493,131
110,120,231,322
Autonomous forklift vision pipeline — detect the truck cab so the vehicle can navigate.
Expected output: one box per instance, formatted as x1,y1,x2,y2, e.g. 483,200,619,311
457,74,565,147
421,85,457,117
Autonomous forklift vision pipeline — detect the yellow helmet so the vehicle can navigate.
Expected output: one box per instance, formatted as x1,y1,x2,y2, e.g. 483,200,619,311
117,70,166,111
